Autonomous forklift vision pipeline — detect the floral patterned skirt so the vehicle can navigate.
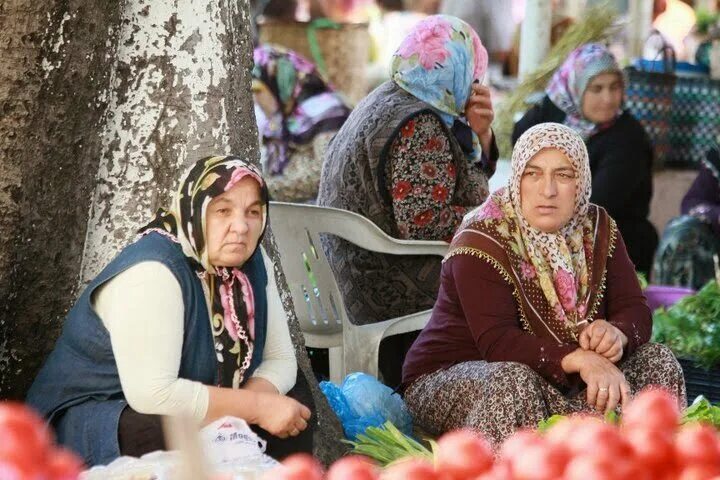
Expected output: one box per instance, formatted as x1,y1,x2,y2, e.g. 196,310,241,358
404,343,686,448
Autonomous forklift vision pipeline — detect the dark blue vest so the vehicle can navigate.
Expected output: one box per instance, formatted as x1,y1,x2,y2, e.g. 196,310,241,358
26,232,268,466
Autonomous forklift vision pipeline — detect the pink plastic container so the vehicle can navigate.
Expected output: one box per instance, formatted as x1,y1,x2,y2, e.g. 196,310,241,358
644,285,696,312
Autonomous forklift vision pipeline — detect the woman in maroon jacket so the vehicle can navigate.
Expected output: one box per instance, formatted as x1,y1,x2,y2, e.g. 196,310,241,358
402,123,686,447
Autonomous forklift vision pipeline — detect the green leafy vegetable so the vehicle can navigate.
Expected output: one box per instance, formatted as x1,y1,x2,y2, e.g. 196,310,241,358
537,414,567,432
345,421,433,466
682,396,720,428
652,280,720,369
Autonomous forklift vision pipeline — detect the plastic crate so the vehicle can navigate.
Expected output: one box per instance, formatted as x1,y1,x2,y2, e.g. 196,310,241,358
678,358,720,403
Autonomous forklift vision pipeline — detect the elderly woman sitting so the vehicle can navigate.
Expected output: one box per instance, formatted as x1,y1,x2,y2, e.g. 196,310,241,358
27,156,312,466
402,123,686,447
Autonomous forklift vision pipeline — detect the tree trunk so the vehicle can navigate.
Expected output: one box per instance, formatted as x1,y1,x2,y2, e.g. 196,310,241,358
1,0,344,463
0,0,122,398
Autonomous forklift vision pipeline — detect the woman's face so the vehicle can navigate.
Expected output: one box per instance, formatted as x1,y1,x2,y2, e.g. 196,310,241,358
520,148,577,233
581,72,623,124
206,177,264,267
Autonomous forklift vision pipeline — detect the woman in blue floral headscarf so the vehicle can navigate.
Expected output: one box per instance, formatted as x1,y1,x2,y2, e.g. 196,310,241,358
513,43,658,276
317,15,498,385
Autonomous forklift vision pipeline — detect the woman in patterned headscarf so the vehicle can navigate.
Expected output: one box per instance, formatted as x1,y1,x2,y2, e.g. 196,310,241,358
403,123,685,447
318,15,499,384
28,156,313,466
513,43,657,277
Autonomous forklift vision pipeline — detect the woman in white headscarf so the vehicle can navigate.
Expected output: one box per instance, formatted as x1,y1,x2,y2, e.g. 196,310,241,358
403,123,685,447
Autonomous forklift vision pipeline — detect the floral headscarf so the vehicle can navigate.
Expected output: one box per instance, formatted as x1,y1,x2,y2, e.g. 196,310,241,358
450,123,616,342
391,15,488,162
139,155,269,388
546,43,623,140
253,44,351,175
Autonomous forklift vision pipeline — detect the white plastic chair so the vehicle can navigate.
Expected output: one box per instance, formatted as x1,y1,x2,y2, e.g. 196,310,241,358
269,201,449,384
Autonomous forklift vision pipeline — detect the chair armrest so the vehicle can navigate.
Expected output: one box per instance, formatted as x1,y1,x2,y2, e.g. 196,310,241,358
271,202,449,257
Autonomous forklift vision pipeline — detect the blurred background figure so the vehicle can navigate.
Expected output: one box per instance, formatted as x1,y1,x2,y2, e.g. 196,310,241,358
252,44,351,202
512,43,657,276
653,145,720,289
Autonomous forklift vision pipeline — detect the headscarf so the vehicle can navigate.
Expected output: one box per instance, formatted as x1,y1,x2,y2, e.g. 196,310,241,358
139,155,269,388
252,44,351,175
450,123,616,342
546,43,623,140
391,15,488,162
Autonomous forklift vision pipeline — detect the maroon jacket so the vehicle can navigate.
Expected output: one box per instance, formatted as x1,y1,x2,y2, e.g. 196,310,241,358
402,232,652,390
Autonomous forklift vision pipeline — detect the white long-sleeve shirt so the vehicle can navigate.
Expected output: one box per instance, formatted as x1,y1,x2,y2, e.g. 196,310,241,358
92,247,296,422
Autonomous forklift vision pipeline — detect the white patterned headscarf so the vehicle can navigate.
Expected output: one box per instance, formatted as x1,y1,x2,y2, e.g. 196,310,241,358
509,123,593,329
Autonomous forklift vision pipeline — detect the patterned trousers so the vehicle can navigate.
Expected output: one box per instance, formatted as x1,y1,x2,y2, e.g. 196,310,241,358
404,343,686,447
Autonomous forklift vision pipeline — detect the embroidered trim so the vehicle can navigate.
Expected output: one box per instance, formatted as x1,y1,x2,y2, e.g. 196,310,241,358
587,218,618,322
445,246,534,334
136,228,180,244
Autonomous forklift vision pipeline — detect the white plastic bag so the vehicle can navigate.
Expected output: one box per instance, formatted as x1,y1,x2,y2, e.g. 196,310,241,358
80,416,278,480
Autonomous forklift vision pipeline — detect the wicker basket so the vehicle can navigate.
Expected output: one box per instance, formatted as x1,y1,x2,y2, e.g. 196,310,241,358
258,18,370,105
678,357,720,403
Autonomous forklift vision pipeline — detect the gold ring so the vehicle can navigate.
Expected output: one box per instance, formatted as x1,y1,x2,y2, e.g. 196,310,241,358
598,387,609,392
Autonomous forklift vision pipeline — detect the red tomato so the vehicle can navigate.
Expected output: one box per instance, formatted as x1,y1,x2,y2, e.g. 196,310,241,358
0,452,44,480
500,429,543,463
622,389,680,432
46,447,84,480
0,402,52,464
625,427,676,472
675,424,720,468
563,455,622,480
545,416,601,448
509,440,569,480
562,421,632,460
326,455,379,480
380,458,438,480
435,429,493,479
473,463,514,480
270,453,324,480
677,465,720,480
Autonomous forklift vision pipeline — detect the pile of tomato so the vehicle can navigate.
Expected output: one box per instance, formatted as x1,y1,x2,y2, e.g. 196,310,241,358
0,402,84,480
268,389,720,480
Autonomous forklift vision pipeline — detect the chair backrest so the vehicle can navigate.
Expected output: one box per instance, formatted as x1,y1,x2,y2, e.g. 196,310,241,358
269,202,448,337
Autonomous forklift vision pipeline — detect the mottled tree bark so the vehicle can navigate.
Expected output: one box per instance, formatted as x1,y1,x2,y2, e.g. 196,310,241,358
1,0,344,463
0,0,121,398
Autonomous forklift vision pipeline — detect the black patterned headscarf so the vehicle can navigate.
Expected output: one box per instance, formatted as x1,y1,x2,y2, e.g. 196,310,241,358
140,155,269,388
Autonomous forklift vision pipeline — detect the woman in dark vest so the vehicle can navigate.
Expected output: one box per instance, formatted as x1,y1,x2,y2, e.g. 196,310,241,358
317,14,498,332
27,156,313,466
513,43,657,276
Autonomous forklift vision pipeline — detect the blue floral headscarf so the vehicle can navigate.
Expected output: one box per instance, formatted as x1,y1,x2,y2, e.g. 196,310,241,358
546,43,623,140
391,15,488,161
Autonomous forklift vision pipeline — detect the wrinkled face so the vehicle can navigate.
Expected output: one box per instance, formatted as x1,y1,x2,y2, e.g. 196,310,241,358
206,177,264,267
520,148,577,233
581,72,623,124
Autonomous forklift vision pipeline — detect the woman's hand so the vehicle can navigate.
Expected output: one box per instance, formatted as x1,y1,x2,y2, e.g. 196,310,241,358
465,84,494,154
562,348,631,413
253,392,311,439
579,319,628,363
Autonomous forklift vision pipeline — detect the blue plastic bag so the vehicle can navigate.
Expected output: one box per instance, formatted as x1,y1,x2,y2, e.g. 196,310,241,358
319,373,413,440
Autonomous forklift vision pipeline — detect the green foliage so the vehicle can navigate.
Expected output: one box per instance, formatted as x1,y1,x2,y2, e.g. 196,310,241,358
637,272,648,290
682,396,720,428
345,421,433,467
652,280,720,369
537,414,566,432
695,9,720,36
